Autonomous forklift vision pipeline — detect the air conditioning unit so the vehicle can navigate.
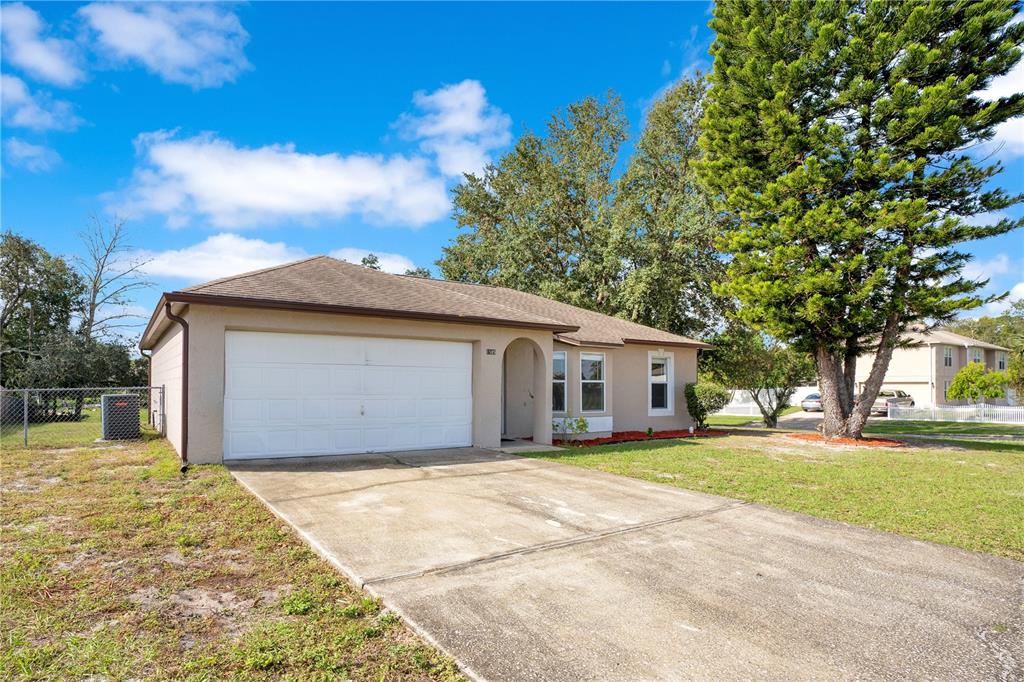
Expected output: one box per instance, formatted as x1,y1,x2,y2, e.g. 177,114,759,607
101,394,141,440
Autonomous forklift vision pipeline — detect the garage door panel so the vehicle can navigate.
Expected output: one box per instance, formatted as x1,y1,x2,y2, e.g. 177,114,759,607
229,399,263,425
302,398,331,422
393,398,417,418
224,331,472,460
363,367,396,394
332,398,361,419
331,367,361,393
299,367,331,395
333,428,362,451
230,431,267,458
229,366,263,396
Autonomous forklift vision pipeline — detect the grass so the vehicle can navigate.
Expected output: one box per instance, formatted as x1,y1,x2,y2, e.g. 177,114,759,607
0,438,462,681
527,432,1024,561
0,407,154,449
864,420,1024,437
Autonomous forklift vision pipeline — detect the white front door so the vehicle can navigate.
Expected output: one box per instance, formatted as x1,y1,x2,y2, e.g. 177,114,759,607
223,331,472,460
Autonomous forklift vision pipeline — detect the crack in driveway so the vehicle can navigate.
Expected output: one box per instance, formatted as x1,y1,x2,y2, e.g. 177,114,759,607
363,500,749,587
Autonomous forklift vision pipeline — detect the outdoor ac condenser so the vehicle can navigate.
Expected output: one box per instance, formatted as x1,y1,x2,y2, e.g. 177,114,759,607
101,394,141,440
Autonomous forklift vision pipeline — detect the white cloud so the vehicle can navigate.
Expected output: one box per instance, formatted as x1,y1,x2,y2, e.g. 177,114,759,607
984,281,1024,315
79,2,251,89
962,210,1011,227
136,233,417,282
3,137,61,172
980,57,1024,157
0,3,83,86
398,79,511,177
328,248,415,274
962,253,1010,281
0,74,80,131
114,131,451,228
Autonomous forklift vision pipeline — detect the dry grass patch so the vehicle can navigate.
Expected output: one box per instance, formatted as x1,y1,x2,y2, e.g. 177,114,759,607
0,438,462,681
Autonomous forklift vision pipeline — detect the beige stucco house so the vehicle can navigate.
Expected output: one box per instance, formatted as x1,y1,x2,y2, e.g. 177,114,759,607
854,328,1011,407
141,256,711,465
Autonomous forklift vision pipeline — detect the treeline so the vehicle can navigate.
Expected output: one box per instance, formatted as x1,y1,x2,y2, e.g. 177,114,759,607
0,221,150,389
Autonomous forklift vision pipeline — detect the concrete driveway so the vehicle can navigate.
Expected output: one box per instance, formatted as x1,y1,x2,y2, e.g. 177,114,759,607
230,449,1023,681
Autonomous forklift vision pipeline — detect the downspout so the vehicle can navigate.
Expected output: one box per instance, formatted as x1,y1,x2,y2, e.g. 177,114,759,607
164,302,189,472
140,349,152,427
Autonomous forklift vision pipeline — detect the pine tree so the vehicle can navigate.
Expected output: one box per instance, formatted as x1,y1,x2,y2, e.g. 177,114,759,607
698,0,1024,438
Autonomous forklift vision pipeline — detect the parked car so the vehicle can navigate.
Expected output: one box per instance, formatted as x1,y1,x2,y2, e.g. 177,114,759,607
801,393,822,411
870,390,915,415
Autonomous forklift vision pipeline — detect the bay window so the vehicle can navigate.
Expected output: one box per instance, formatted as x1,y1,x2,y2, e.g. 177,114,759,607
580,352,605,412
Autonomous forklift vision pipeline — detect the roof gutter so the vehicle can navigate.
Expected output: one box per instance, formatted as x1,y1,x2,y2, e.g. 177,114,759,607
164,302,189,472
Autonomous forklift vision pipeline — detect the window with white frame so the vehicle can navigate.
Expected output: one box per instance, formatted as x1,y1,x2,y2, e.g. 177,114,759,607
943,347,953,367
648,352,673,416
998,352,1007,370
971,348,982,364
552,351,566,413
580,352,605,412
943,380,950,401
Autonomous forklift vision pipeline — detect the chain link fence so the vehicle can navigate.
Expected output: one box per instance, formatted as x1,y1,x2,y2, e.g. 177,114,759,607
0,386,165,448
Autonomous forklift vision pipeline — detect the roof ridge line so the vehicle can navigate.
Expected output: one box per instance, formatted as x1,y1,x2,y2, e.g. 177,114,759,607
180,255,328,293
414,276,571,329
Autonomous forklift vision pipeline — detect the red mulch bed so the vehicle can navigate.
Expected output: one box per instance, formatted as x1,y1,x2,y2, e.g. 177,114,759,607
554,429,728,447
785,433,905,447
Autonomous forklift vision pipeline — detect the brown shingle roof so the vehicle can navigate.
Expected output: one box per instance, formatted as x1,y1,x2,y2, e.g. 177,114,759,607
154,256,710,349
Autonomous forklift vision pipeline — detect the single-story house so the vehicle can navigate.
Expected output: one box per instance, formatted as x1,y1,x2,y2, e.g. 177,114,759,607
140,256,711,464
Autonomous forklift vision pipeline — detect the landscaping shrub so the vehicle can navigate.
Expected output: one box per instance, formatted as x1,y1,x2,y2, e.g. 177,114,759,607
685,382,730,430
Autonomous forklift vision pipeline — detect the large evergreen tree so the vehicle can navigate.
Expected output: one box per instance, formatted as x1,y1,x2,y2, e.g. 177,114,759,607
699,0,1024,438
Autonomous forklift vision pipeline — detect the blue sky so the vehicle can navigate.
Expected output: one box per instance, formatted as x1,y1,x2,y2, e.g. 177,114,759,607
1,1,1022,337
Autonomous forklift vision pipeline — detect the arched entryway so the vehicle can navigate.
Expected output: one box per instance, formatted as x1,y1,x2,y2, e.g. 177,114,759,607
501,337,550,443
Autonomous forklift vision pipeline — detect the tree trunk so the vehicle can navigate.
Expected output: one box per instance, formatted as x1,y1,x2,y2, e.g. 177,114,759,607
845,316,901,437
816,348,852,437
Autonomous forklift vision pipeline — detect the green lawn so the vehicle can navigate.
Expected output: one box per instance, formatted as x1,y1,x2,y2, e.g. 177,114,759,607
528,433,1024,561
0,439,461,681
865,420,1024,437
0,408,153,449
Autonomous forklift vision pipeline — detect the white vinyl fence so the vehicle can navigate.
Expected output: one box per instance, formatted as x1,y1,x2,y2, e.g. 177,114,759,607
888,402,1024,425
716,386,819,416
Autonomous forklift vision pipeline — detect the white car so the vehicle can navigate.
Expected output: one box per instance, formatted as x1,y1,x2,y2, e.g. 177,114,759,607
800,393,822,411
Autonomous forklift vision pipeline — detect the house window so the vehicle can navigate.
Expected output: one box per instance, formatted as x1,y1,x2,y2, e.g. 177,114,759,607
552,351,566,413
998,353,1007,370
943,380,950,401
648,352,674,416
580,352,605,412
971,348,982,364
943,347,953,368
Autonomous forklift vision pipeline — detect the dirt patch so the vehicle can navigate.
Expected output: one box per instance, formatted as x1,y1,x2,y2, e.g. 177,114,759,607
555,429,728,447
786,433,904,448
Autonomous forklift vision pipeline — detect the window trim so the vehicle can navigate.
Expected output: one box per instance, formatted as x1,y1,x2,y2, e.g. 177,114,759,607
580,352,606,414
647,351,674,417
943,346,953,368
552,351,567,414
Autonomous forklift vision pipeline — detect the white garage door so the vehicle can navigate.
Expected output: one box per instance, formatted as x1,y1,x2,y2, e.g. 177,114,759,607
223,331,472,460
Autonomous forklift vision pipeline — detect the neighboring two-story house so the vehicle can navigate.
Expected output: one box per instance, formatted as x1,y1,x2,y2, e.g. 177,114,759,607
854,328,1012,407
